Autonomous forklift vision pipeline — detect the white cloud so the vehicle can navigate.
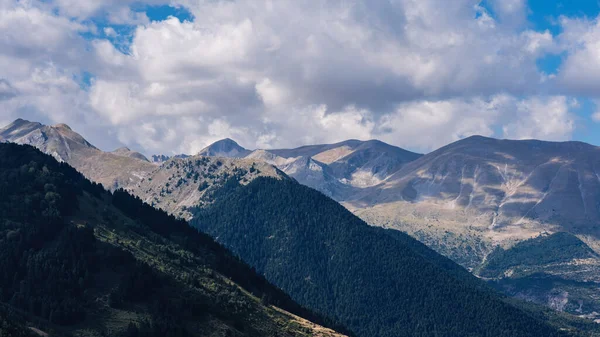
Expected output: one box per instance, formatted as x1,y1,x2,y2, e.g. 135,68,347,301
502,96,575,141
0,79,18,100
376,97,499,150
0,5,87,69
488,0,527,28
591,100,600,123
556,16,600,95
0,3,126,150
255,78,290,108
0,0,591,156
373,95,576,151
107,7,150,25
104,27,117,37
75,0,568,154
50,0,166,22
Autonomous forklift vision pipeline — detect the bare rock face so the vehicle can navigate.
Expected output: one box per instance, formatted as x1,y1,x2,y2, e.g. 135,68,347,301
245,139,422,198
349,136,600,268
194,138,422,200
0,119,96,162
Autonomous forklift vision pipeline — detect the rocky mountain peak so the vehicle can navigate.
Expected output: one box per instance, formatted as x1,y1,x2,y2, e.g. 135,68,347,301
53,123,72,131
111,146,150,162
198,138,251,158
0,119,156,189
0,118,43,140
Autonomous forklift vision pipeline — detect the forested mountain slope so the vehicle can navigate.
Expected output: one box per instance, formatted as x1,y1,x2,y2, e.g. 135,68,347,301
0,143,348,337
477,233,600,319
191,177,581,337
6,119,600,324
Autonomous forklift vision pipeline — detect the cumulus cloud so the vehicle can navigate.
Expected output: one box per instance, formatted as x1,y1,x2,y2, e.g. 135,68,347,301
0,79,18,100
0,5,87,70
502,96,575,141
372,95,577,150
78,0,570,154
104,27,117,37
488,0,527,29
48,0,165,22
0,0,595,155
0,2,124,149
376,97,500,150
555,16,600,96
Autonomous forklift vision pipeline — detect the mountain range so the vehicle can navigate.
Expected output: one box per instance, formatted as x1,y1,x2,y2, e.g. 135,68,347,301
4,118,600,329
0,119,156,189
1,125,595,337
193,138,600,262
0,142,348,337
188,131,600,318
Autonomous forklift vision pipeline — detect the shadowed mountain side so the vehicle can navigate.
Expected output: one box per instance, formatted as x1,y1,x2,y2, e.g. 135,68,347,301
0,143,350,337
349,136,600,318
190,177,578,337
6,119,600,323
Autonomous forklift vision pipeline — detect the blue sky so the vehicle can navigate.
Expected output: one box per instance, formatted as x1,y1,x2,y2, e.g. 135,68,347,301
79,4,194,53
143,4,194,22
526,0,600,145
3,0,600,154
529,0,600,33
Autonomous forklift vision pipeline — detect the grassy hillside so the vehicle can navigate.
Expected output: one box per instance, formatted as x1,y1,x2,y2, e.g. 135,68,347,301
191,177,581,337
0,143,348,337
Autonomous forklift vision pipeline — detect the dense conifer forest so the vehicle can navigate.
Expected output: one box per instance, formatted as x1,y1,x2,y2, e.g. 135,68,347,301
478,232,598,278
192,177,576,337
0,143,348,337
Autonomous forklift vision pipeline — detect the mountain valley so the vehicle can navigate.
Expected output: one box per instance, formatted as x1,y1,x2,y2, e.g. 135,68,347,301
4,118,600,333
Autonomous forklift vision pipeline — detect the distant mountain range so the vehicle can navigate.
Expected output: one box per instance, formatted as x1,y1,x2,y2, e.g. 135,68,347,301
197,136,600,261
0,119,156,189
194,137,420,196
4,118,600,322
351,136,600,265
2,124,593,337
